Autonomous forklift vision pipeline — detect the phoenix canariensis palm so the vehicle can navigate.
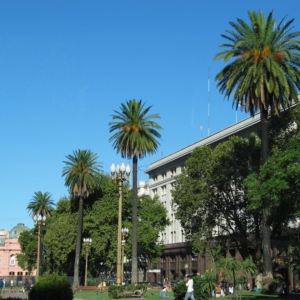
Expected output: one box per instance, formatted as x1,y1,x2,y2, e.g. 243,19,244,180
109,99,162,283
215,10,300,285
62,149,102,288
27,191,56,218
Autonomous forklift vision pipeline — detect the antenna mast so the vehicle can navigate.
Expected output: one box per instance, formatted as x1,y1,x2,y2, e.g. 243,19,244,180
208,67,210,136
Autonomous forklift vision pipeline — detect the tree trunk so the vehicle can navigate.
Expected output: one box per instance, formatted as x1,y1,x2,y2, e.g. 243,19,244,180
73,196,83,288
131,155,138,284
260,108,273,286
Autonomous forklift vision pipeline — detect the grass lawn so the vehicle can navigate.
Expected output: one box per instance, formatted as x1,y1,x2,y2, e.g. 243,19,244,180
73,290,300,300
73,289,167,300
240,292,300,300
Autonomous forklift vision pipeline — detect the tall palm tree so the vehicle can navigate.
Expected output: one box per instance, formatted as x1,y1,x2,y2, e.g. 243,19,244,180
109,99,162,283
62,149,102,288
27,191,56,218
214,10,300,283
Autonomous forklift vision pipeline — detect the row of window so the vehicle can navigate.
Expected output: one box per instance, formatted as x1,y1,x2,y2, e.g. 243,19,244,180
0,255,16,266
152,183,175,196
9,271,28,275
152,168,179,183
161,230,185,244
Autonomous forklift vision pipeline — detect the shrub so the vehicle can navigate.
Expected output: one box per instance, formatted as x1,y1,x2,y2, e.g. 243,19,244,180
173,281,186,300
28,273,73,300
124,283,147,292
173,277,210,300
108,285,125,298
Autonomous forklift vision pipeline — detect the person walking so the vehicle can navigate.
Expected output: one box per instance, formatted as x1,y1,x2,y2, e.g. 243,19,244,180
184,275,195,300
2,279,5,290
10,279,13,290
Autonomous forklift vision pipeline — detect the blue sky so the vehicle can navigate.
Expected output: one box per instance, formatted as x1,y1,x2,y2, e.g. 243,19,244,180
1,0,300,230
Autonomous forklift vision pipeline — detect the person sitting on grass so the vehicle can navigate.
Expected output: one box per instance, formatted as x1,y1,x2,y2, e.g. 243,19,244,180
160,286,170,298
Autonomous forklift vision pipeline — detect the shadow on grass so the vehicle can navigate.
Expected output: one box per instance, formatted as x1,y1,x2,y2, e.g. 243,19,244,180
236,292,300,300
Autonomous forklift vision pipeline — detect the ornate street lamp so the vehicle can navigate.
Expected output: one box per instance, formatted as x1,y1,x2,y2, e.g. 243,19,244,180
121,227,129,284
110,163,131,286
83,238,92,286
33,214,46,279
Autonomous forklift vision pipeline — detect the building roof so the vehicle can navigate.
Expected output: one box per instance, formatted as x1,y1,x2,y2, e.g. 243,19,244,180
9,223,30,239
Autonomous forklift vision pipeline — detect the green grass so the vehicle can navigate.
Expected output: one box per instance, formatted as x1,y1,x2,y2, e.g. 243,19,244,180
73,290,300,300
239,292,300,300
73,289,167,300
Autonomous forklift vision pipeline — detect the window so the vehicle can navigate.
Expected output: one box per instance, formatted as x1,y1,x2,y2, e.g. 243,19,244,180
181,230,185,242
161,185,166,195
9,272,15,276
153,175,157,182
174,231,176,242
162,172,166,180
171,168,176,177
153,188,157,196
17,272,23,276
10,255,15,266
171,232,174,243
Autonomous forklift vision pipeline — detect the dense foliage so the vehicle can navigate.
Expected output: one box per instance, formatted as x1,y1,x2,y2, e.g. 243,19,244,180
19,175,169,280
28,274,73,300
215,9,300,278
172,135,261,261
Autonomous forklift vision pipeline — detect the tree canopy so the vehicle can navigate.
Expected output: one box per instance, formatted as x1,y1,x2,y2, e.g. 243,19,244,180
27,191,56,218
214,9,300,279
109,99,163,283
21,175,169,279
172,135,261,261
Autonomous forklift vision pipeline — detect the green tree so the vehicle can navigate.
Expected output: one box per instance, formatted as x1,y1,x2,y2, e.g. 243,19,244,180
172,135,261,261
214,10,300,280
216,257,256,299
62,149,102,288
43,198,77,275
17,229,37,274
289,228,300,279
137,195,170,280
109,99,162,283
27,191,56,218
246,136,300,234
83,175,169,279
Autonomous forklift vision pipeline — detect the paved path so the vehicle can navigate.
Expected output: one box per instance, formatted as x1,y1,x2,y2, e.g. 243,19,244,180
2,290,86,300
1,290,28,299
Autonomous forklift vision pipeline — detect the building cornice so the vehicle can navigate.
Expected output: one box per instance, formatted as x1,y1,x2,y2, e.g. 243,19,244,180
146,113,261,173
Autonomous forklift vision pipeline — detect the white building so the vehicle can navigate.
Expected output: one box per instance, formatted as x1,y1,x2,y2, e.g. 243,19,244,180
144,113,265,280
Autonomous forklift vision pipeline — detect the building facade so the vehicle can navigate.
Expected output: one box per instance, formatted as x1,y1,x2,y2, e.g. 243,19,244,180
145,113,297,286
0,223,33,279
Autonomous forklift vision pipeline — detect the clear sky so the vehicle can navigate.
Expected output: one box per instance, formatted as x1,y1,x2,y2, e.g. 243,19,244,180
1,0,300,230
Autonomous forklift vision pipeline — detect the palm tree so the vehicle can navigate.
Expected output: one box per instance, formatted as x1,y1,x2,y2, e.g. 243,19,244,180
109,99,162,283
62,149,102,288
214,10,300,282
27,191,56,218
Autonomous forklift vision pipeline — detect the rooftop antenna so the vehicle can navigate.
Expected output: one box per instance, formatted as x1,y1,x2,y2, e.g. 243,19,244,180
208,67,210,136
200,124,203,139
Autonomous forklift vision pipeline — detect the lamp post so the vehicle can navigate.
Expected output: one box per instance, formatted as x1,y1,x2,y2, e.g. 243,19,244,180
121,227,129,284
83,238,92,286
185,263,188,277
110,162,131,286
33,214,46,279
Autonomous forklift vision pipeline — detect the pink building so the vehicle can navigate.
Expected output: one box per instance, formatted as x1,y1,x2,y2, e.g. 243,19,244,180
0,223,34,278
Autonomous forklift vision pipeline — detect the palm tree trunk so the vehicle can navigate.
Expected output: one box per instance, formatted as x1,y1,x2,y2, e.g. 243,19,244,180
73,196,83,288
260,108,273,283
131,155,138,284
